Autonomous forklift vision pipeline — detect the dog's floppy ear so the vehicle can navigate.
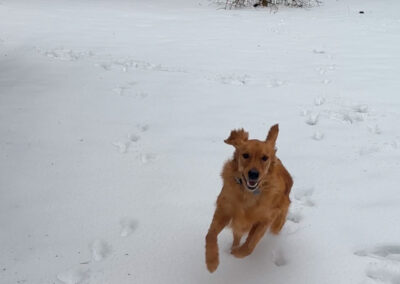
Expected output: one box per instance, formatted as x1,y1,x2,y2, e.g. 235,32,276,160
224,129,248,148
266,124,279,146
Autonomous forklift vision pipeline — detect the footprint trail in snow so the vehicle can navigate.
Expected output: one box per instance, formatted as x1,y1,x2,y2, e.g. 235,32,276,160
356,245,400,283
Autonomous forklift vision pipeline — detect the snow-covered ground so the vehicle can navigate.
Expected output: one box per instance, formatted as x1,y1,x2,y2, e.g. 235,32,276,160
1,0,400,283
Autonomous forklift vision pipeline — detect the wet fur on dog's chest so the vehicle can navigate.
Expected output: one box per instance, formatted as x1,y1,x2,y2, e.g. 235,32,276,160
228,184,282,232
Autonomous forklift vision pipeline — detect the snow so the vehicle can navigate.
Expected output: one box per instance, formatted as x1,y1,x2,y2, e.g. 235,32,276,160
0,0,400,283
90,240,111,262
57,267,91,284
119,217,137,238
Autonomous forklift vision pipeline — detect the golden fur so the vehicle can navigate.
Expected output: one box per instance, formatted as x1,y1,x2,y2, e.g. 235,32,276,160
205,124,293,273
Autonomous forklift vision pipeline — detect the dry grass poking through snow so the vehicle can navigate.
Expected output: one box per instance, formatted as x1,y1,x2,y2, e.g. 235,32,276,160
215,0,321,9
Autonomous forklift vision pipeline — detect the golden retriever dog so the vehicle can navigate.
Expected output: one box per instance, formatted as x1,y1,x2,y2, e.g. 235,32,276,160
205,124,293,273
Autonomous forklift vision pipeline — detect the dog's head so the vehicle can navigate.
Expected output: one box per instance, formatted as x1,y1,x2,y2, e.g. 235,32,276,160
225,124,279,192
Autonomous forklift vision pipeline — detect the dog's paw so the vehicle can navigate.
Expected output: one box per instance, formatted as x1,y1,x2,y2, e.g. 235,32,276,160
206,255,219,273
231,245,251,258
205,241,219,273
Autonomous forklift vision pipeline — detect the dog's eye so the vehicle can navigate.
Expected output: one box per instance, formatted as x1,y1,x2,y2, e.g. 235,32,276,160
242,153,249,159
261,155,268,161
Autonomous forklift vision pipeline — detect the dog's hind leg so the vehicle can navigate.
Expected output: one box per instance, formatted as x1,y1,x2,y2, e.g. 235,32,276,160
271,199,290,234
231,221,269,258
270,208,289,234
231,231,242,249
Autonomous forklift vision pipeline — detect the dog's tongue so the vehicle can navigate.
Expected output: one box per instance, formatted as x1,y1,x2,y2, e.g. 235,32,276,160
249,180,256,186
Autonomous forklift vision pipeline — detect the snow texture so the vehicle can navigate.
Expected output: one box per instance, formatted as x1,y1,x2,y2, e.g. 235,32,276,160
57,268,91,284
90,240,111,262
1,0,400,283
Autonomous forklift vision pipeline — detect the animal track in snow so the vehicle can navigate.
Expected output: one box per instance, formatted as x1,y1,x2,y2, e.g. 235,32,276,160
285,185,316,234
314,97,325,106
38,46,184,75
120,217,138,237
328,103,370,124
113,125,157,163
368,125,382,135
355,245,400,261
57,267,90,284
356,245,400,283
305,113,319,126
129,133,140,142
135,91,149,99
287,207,303,224
215,74,250,85
294,188,315,207
96,58,184,73
302,100,371,126
312,131,324,141
140,153,158,164
112,141,131,154
359,145,380,156
39,48,94,62
137,123,149,132
312,49,326,54
300,109,310,116
113,133,141,154
284,186,315,236
267,78,287,88
390,140,399,149
112,82,137,96
90,239,111,262
112,86,127,96
272,248,287,267
365,262,400,283
315,65,336,75
341,112,365,123
283,202,306,235
353,104,369,113
112,86,148,99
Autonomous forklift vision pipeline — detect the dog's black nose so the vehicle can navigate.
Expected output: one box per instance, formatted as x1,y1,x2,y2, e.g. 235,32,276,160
248,169,259,180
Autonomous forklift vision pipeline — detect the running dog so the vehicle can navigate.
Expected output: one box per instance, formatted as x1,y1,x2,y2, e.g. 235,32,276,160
205,124,293,272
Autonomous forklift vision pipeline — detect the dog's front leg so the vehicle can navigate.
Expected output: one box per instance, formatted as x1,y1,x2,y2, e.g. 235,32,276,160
205,208,230,273
231,221,269,258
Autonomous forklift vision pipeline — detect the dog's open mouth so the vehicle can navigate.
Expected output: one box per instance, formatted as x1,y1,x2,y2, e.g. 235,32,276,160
243,176,259,191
